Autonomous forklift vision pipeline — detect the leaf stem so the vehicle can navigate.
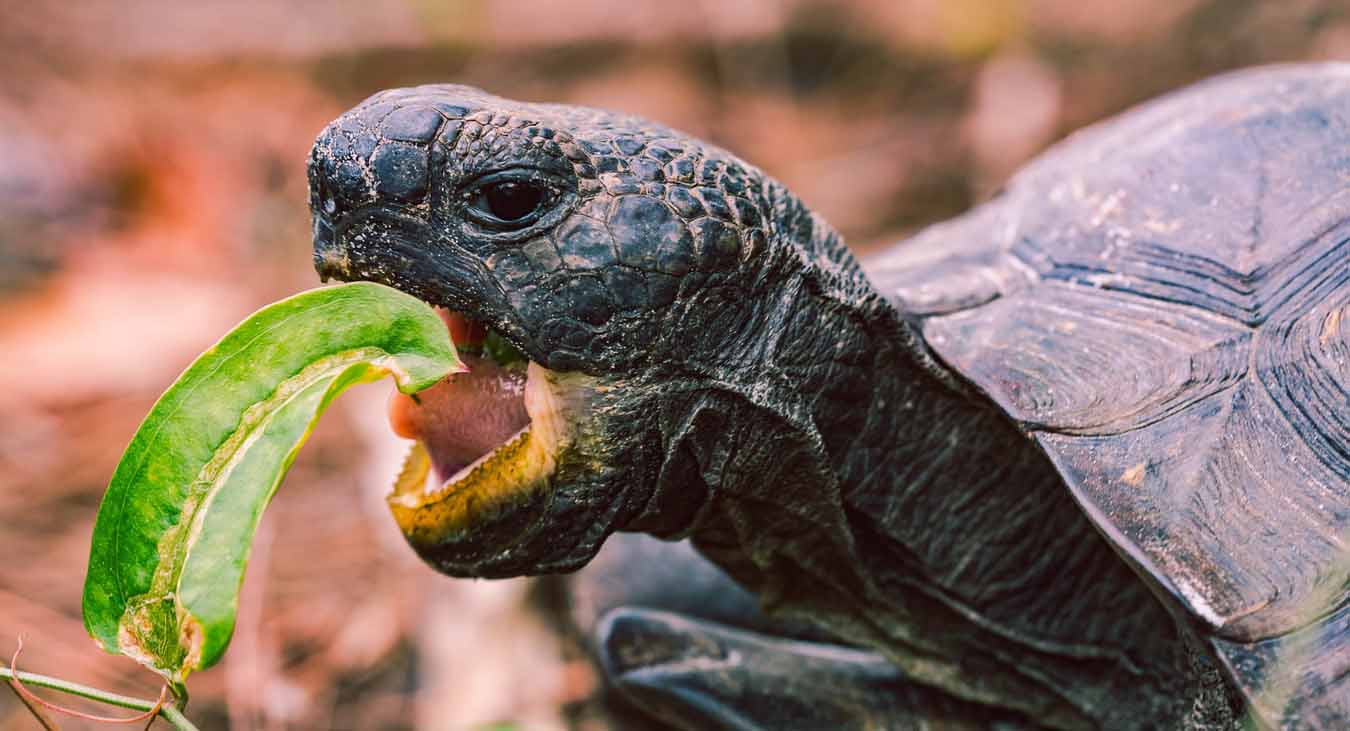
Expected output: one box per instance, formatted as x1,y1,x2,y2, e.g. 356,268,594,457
0,667,198,730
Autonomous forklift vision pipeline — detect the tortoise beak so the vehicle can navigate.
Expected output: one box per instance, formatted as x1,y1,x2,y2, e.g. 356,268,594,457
311,205,505,322
318,206,435,286
312,217,345,283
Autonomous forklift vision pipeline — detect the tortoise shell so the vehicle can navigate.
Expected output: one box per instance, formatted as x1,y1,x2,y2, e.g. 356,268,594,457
869,64,1349,727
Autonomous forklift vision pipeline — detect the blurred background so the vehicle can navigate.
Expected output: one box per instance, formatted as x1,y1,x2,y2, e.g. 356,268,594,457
1,1,1347,728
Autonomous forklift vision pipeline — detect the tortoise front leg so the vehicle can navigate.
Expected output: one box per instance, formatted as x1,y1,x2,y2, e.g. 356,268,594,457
594,607,1030,731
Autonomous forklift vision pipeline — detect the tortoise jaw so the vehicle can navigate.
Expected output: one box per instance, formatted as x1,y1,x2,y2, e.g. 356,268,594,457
387,361,598,563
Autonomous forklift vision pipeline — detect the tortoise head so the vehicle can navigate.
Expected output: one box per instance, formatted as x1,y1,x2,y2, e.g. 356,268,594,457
308,85,878,578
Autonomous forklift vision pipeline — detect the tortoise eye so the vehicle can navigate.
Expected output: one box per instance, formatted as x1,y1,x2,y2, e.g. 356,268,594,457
468,179,550,228
485,182,544,221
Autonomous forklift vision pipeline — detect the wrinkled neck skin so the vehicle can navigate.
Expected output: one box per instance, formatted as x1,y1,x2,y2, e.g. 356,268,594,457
628,187,1208,728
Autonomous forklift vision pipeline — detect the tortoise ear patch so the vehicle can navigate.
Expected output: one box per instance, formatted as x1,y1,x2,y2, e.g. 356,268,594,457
609,196,691,274
557,216,619,270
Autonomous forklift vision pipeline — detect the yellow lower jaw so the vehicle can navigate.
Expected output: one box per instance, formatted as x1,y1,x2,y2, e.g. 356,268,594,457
386,362,587,546
387,429,552,546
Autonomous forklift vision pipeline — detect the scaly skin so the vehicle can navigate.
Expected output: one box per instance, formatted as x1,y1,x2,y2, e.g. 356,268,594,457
307,86,1240,729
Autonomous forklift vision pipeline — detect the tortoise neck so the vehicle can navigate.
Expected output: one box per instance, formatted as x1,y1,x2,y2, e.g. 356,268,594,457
689,235,1202,725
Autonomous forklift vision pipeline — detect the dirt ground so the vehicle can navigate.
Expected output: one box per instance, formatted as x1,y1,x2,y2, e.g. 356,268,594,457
1,1,1346,729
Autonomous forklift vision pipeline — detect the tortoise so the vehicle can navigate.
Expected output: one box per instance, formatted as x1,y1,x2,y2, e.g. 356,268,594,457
306,63,1349,729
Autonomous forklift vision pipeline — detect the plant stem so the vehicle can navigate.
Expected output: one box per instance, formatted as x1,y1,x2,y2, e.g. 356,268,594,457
0,667,198,730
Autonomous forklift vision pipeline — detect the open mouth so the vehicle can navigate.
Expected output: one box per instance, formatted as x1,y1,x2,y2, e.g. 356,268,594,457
388,309,531,483
384,307,584,549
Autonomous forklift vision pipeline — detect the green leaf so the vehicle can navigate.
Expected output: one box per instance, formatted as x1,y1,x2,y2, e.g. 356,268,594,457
82,282,460,690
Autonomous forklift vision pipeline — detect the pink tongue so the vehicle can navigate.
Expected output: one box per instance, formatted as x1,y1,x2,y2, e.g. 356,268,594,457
388,354,530,483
